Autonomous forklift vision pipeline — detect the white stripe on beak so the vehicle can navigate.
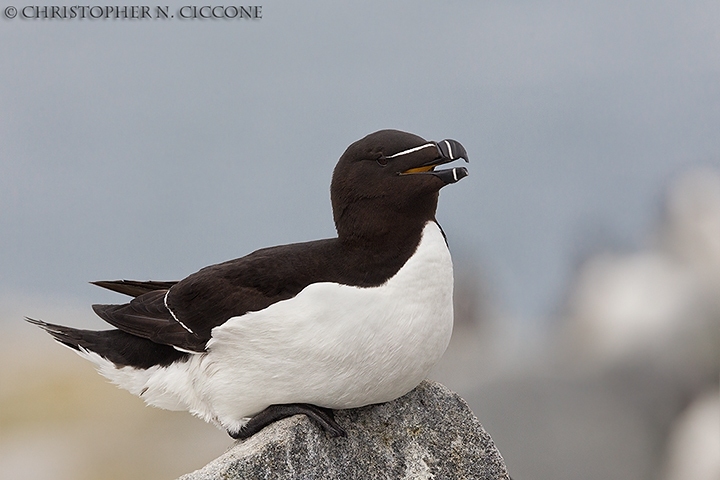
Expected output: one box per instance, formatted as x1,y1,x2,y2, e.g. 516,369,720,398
444,140,454,159
385,142,437,159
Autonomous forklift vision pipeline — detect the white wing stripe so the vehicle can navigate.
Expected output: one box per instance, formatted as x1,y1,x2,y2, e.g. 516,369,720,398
164,290,194,334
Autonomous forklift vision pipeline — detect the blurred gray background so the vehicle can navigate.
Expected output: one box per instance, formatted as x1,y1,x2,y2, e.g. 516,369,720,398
2,1,719,479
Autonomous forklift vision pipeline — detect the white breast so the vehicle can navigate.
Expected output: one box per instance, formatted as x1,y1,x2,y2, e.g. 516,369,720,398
97,221,454,433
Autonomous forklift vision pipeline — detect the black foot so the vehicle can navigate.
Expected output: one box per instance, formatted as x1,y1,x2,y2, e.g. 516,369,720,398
228,403,347,440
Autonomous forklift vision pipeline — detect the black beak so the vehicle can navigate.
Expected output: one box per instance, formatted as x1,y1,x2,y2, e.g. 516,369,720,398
431,139,469,184
397,138,469,184
436,139,469,162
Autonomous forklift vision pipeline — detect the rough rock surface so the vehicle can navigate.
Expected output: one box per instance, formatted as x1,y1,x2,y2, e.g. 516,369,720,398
179,381,509,480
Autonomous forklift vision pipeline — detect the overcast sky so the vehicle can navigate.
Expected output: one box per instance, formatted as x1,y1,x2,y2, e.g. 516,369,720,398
2,1,719,327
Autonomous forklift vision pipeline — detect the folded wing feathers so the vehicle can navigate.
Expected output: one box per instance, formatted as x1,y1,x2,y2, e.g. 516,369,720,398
91,280,178,298
92,290,207,353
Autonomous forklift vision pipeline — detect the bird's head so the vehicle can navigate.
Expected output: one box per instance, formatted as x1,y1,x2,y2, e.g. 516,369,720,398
331,129,468,242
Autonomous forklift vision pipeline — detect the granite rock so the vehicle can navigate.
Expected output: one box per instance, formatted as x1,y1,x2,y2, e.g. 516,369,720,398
179,381,509,480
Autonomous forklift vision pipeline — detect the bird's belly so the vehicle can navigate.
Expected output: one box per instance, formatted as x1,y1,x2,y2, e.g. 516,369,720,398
202,222,454,421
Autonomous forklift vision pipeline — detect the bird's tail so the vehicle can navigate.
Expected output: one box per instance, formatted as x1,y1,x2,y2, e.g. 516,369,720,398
25,317,187,369
26,317,90,352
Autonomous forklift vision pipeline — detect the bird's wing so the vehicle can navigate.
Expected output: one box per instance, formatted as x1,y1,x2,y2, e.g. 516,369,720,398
92,290,208,352
91,240,335,353
164,242,329,344
92,280,178,297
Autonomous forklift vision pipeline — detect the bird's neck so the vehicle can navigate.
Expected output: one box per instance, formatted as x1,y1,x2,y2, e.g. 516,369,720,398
332,189,440,258
336,210,435,251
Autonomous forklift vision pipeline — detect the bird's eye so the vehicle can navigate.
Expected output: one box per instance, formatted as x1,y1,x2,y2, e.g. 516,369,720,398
376,157,388,167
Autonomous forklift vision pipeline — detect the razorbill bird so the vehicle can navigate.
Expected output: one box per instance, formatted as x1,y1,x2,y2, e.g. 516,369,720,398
28,129,469,439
